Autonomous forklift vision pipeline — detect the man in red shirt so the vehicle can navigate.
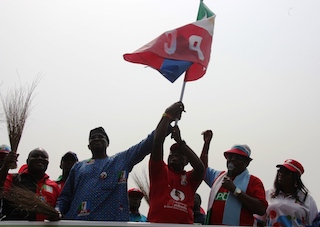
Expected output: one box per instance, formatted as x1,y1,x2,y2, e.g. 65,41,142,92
201,130,267,226
0,148,60,221
148,102,205,224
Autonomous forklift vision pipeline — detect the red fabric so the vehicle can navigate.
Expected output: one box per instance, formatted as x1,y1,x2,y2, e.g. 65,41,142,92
4,170,61,221
123,17,214,82
148,160,202,223
210,175,267,226
18,164,28,173
276,159,304,175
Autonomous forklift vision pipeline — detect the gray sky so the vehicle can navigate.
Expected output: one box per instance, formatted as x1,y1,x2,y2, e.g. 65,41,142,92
1,0,319,216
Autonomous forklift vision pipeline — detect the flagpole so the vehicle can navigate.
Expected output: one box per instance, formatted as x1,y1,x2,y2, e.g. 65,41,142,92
175,80,187,126
179,81,187,102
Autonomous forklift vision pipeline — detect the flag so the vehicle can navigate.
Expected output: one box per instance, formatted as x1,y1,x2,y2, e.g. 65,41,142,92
123,1,215,83
197,0,215,20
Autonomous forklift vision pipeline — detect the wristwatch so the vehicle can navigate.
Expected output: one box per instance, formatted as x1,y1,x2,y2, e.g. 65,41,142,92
233,187,241,197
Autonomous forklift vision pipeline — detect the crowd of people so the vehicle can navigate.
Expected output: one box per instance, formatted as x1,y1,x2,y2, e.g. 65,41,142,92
0,102,319,226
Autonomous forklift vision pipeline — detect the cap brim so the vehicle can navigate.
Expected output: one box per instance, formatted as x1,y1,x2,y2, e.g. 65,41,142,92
224,149,252,160
276,164,297,173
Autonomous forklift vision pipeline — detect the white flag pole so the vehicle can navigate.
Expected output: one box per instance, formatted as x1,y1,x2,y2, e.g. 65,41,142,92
174,80,187,126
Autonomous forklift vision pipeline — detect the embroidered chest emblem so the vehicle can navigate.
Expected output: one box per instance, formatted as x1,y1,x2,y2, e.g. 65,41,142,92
180,174,188,186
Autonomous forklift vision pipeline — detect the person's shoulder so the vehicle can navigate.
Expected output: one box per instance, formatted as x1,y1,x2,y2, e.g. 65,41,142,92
206,166,222,173
248,174,266,189
206,168,224,178
73,159,94,167
46,178,60,187
299,190,316,203
249,174,264,182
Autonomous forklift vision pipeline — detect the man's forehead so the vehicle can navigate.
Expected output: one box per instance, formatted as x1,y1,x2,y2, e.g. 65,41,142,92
29,149,48,157
63,155,77,161
170,150,185,156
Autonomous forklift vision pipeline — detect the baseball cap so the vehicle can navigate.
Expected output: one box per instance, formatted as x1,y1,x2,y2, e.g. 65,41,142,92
89,127,109,144
170,143,182,153
0,144,11,156
128,188,144,199
224,144,252,160
276,159,304,175
61,151,78,162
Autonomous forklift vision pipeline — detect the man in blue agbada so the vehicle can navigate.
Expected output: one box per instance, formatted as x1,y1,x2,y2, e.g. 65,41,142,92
56,101,185,221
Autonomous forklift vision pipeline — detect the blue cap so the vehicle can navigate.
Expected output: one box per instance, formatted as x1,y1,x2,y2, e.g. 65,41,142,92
0,144,11,154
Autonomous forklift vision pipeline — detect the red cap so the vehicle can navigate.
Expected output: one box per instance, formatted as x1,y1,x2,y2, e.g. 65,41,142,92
276,159,304,175
128,188,144,199
170,143,182,152
224,144,252,160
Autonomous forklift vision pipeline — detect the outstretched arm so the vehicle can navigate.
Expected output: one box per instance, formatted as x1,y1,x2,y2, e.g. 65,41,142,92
151,102,185,162
200,130,213,168
171,125,205,180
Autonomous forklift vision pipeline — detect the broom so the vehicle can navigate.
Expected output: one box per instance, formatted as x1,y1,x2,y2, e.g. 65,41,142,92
0,77,40,169
131,167,150,205
1,184,60,220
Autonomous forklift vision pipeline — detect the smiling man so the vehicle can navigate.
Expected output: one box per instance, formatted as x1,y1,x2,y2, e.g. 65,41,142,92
200,133,268,226
0,148,61,221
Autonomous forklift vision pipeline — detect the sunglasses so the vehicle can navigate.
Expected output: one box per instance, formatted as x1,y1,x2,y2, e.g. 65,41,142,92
226,154,248,162
277,168,293,175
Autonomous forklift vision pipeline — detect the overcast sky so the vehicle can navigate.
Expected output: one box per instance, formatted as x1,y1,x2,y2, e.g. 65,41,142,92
1,0,320,215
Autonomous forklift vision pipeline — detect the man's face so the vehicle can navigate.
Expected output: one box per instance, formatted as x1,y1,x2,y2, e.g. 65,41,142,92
61,155,77,171
88,133,108,151
194,194,201,209
168,150,188,172
225,153,250,176
27,149,49,174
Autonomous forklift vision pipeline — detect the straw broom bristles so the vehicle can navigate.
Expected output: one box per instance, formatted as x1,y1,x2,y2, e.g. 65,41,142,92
131,168,150,205
0,77,41,169
1,184,59,220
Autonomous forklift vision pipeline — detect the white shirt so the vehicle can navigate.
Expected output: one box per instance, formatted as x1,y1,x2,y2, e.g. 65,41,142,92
256,189,318,227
